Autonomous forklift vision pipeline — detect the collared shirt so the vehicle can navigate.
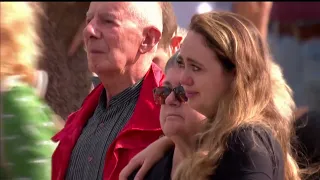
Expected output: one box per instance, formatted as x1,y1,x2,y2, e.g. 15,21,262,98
65,80,143,180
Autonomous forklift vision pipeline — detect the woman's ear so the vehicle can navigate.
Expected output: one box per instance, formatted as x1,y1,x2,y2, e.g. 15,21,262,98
139,26,162,54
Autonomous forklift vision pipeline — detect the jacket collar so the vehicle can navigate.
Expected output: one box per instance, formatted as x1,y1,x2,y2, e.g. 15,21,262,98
56,62,164,137
121,62,164,132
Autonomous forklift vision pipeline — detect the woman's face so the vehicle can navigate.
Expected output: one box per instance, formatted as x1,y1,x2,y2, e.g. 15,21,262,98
178,31,234,118
159,67,206,139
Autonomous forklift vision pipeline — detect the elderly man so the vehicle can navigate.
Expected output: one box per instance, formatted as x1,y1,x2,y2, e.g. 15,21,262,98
51,2,166,180
90,2,181,87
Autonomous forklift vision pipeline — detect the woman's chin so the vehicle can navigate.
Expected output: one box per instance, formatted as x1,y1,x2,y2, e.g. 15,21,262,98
162,124,184,138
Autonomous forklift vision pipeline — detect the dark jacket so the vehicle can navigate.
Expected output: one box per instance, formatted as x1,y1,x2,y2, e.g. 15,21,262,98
129,126,285,180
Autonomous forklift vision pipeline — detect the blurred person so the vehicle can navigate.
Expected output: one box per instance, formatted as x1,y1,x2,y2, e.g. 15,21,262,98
171,2,272,40
268,2,320,111
152,2,181,71
51,2,165,180
171,2,233,28
153,26,186,71
124,11,302,180
176,27,188,43
0,2,59,179
128,52,207,180
232,2,273,41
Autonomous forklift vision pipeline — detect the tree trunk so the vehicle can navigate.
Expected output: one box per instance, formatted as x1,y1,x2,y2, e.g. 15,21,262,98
37,2,91,120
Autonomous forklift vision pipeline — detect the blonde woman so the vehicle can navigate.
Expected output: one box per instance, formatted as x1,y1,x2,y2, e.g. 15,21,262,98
0,2,58,179
121,11,301,180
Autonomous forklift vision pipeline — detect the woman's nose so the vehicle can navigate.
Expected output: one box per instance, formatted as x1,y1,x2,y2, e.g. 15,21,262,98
180,70,193,86
165,91,180,106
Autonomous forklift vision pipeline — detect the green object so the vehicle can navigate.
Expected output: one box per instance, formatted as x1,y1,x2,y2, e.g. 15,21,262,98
1,83,57,179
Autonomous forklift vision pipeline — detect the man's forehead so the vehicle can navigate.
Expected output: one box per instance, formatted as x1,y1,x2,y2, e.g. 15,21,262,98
87,2,129,16
164,68,180,84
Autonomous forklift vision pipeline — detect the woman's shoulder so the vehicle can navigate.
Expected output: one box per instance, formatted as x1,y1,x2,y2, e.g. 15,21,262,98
227,125,281,152
213,125,284,180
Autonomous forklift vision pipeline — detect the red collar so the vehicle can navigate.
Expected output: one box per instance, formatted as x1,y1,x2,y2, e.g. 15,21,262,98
52,62,164,141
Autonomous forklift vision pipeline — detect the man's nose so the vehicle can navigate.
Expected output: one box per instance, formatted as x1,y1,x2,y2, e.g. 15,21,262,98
165,91,180,107
83,19,101,39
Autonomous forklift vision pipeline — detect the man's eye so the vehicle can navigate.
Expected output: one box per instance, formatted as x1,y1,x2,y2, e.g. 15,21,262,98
103,19,113,24
192,65,200,71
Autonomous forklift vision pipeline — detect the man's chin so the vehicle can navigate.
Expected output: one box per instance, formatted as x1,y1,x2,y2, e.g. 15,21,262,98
90,66,123,77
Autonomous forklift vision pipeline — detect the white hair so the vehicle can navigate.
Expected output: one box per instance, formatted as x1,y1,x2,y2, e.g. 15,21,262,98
128,2,163,33
127,2,163,54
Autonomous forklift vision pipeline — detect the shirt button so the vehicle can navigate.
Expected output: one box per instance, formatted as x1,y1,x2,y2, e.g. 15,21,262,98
88,156,93,162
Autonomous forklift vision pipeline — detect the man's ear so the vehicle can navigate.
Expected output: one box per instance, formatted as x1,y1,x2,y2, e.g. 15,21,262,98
170,35,183,54
139,26,161,54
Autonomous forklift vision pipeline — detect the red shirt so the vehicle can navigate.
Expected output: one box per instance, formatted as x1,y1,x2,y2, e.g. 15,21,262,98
51,63,165,180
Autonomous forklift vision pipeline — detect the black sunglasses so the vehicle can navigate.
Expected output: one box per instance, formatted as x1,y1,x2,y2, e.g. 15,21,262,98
153,85,188,105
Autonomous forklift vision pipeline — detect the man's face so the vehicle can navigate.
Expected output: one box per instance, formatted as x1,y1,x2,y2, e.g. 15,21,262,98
83,2,142,75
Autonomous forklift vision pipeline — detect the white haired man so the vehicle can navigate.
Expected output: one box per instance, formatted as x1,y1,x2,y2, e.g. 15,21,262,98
51,2,165,180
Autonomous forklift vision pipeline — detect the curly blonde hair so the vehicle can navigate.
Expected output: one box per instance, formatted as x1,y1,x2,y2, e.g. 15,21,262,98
0,2,41,85
173,12,300,180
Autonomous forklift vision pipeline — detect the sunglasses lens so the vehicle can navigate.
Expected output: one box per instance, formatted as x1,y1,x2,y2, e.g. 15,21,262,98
153,87,171,105
174,86,188,102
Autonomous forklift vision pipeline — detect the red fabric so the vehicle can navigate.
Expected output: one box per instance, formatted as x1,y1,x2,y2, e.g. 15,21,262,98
51,63,165,180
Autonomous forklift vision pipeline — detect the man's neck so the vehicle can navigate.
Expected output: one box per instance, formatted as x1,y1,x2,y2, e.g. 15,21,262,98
97,63,151,106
